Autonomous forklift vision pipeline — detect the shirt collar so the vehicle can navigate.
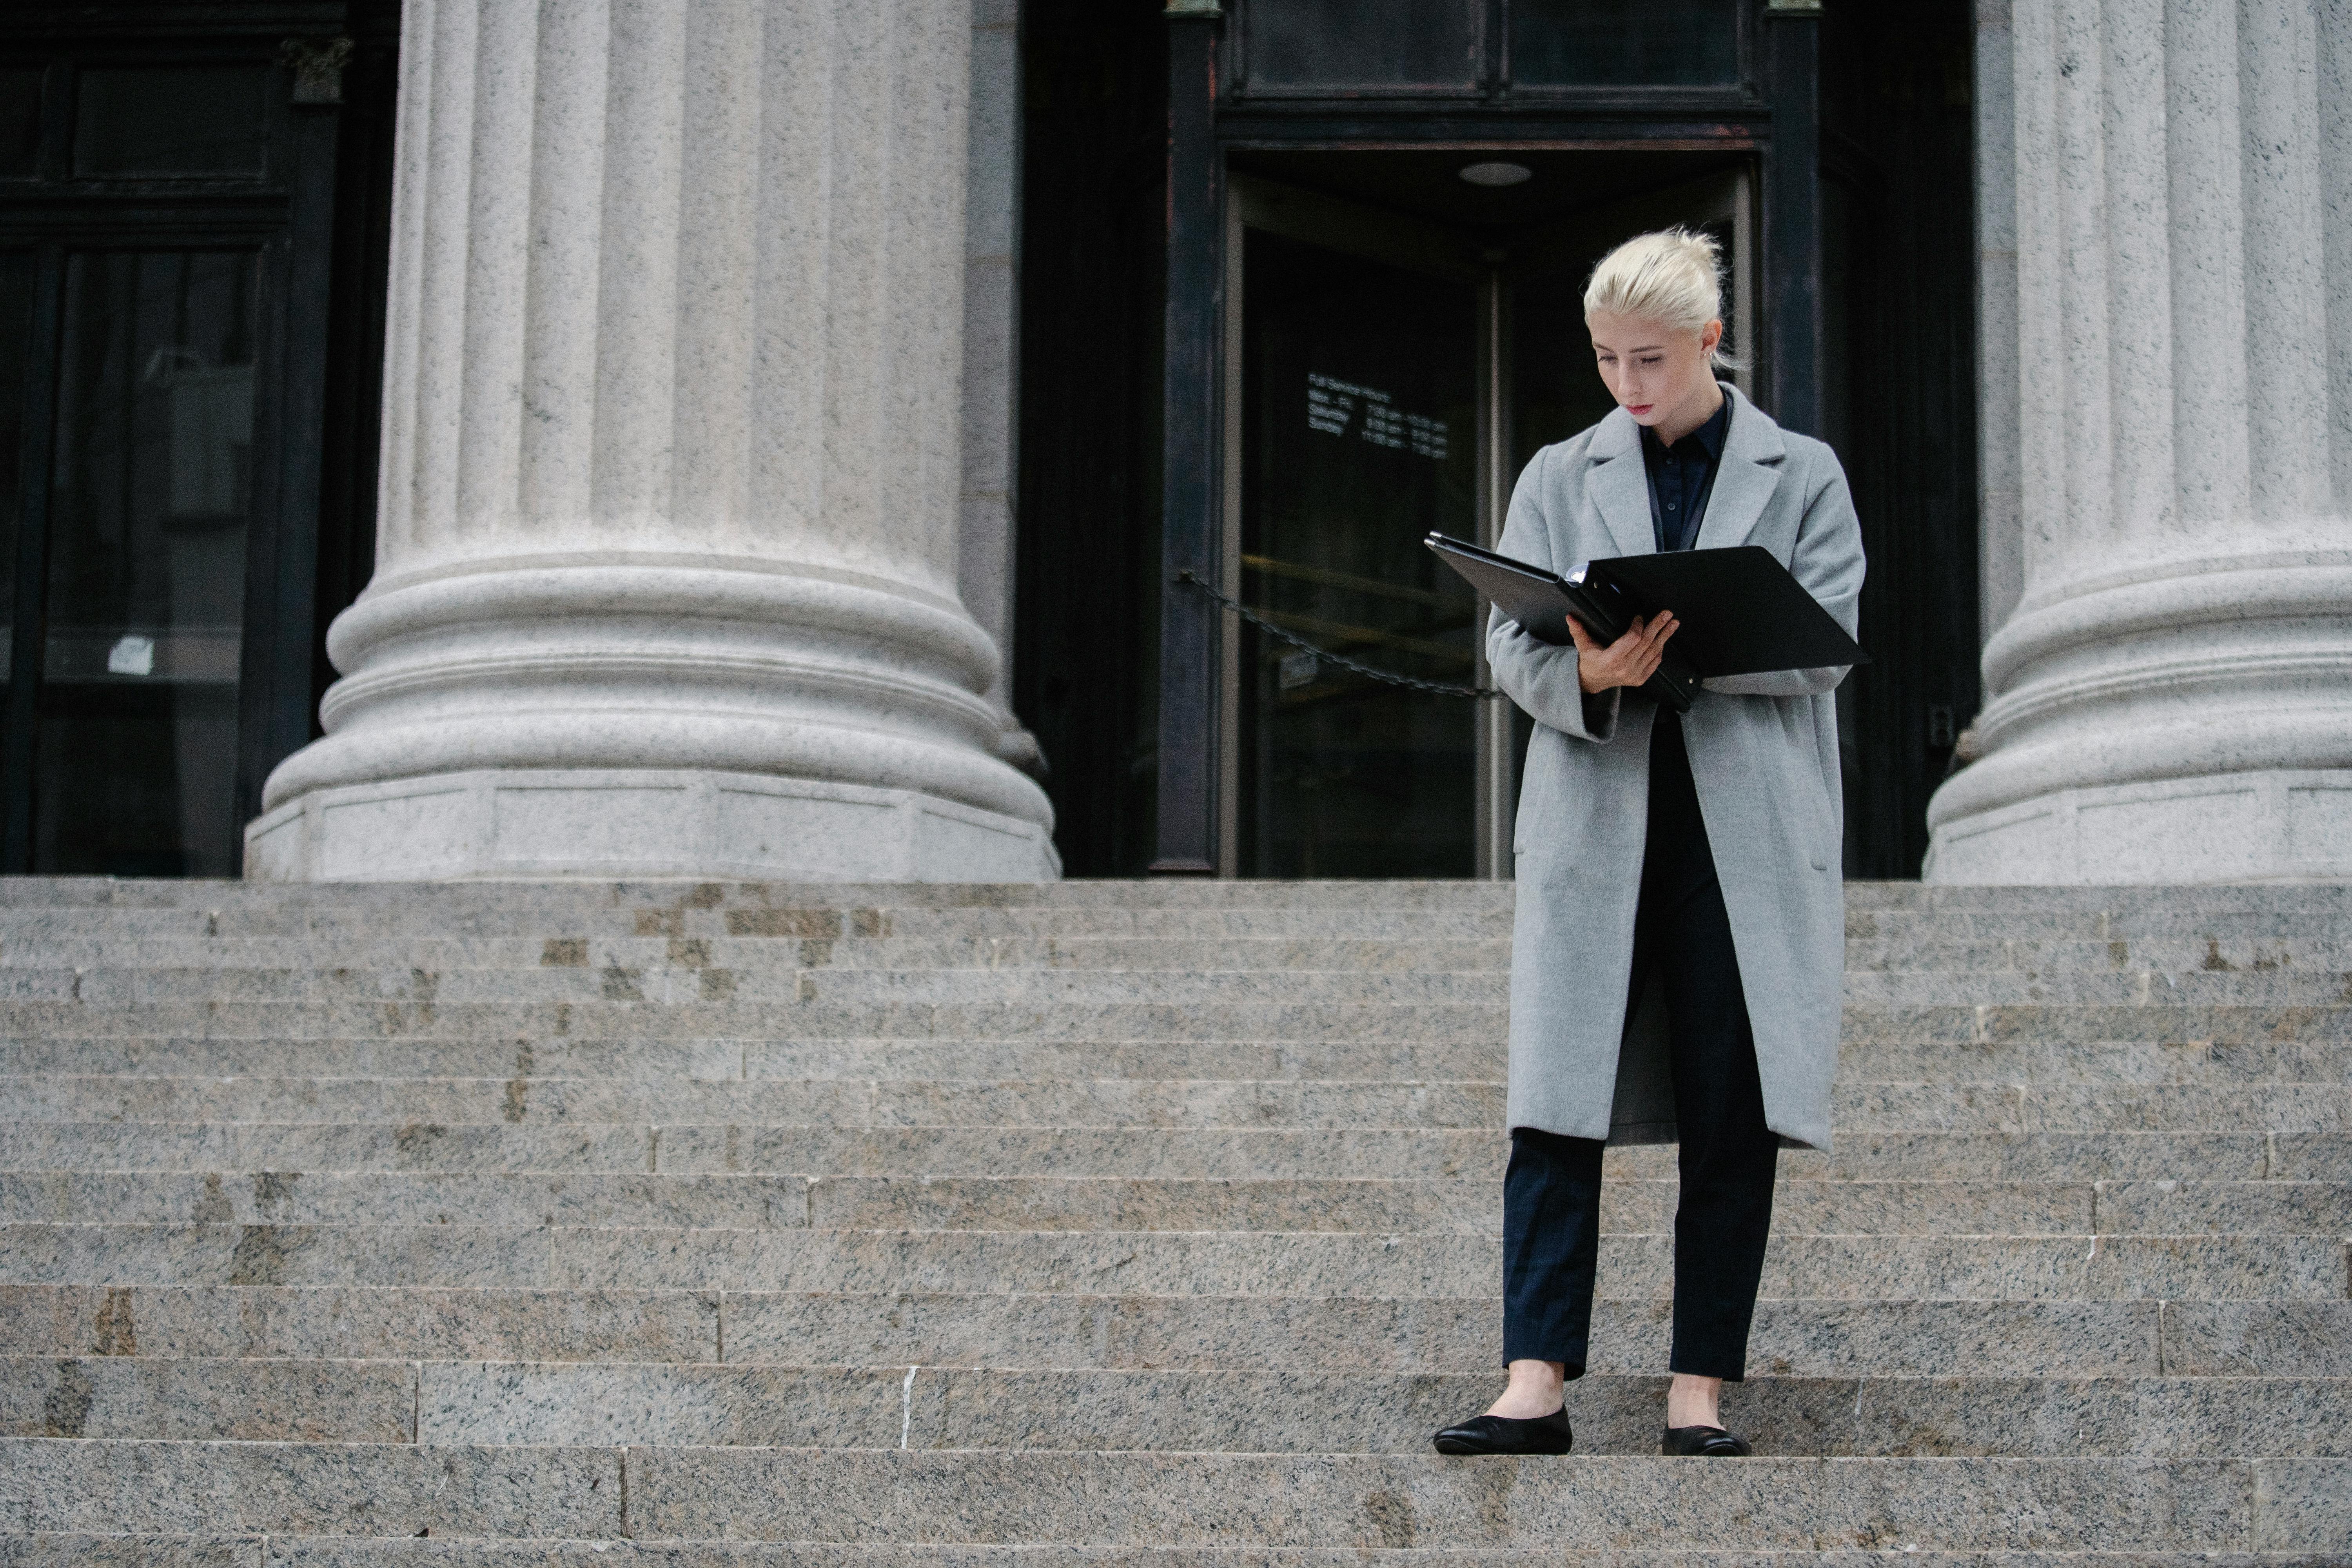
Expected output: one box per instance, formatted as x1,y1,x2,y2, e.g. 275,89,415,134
1641,387,1732,461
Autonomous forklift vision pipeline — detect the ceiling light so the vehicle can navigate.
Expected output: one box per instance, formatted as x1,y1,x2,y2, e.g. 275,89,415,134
1459,161,1533,187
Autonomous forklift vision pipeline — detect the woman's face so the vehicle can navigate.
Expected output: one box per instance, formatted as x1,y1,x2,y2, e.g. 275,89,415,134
1586,310,1723,429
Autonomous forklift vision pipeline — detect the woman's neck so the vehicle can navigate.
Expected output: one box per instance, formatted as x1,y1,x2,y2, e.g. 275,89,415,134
1649,378,1726,449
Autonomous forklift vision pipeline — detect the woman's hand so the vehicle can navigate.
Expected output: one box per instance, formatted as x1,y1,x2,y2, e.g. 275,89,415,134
1568,611,1679,693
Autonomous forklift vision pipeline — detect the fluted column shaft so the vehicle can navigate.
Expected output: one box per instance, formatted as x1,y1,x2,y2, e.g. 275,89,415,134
248,0,1056,881
1929,0,2352,882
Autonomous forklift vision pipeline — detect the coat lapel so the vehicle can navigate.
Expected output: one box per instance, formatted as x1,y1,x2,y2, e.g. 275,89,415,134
1692,385,1789,552
1585,409,1657,559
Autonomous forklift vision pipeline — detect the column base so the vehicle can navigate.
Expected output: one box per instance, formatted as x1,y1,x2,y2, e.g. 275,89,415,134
245,769,1062,883
1924,768,2352,885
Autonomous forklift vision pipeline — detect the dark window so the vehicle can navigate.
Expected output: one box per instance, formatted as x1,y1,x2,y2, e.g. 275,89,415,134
1510,0,1741,87
1244,0,1481,91
0,70,40,178
73,66,268,178
37,250,258,875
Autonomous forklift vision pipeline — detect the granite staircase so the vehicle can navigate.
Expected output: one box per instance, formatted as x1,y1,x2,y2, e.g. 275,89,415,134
0,877,2343,1564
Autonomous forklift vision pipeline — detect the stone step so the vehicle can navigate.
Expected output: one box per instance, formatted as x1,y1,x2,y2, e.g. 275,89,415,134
15,965,2352,1011
0,1075,1515,1129
0,1283,723,1365
0,878,1518,911
3,998,2348,1047
4,1356,2342,1457
15,893,2347,941
0,907,1498,941
10,933,2352,978
0,876,2339,927
13,898,2350,946
5,871,2350,913
1,1034,2343,1087
1842,883,2352,911
1845,936,2352,972
1,1355,415,1443
0,936,1515,972
0,1000,1520,1042
1846,908,2352,940
6,1123,2338,1183
12,1543,2337,1568
0,968,1522,1007
0,905,1517,941
2,1222,2337,1297
433,1367,2348,1459
0,884,2344,924
0,1172,2339,1239
5,1077,2342,1134
11,942,2352,1002
0,1440,2339,1552
5,1286,2343,1378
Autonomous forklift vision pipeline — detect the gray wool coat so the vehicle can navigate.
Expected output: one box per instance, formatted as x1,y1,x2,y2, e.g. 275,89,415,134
1488,385,1863,1153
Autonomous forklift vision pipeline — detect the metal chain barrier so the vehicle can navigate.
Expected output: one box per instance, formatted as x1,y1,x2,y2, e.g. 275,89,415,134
1177,571,1500,701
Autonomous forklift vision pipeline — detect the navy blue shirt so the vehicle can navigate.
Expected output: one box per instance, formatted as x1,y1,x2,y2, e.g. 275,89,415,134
1640,391,1731,553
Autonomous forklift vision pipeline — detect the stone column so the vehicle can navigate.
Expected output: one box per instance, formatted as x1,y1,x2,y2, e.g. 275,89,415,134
247,0,1058,882
958,0,1042,775
1927,0,2352,883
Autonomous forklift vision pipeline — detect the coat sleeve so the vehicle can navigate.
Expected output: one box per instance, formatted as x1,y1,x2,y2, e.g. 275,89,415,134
1702,442,1866,698
1485,447,1622,744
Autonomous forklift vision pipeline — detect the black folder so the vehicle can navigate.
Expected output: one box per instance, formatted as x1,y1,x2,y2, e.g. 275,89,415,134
1425,533,1866,714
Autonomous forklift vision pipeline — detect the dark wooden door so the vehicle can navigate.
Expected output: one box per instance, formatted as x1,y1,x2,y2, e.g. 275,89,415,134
0,5,396,875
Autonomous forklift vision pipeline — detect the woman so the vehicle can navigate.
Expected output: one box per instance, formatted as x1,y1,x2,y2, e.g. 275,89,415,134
1432,229,1863,1459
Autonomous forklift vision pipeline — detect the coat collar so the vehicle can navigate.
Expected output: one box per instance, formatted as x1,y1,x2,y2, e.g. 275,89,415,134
1586,384,1789,557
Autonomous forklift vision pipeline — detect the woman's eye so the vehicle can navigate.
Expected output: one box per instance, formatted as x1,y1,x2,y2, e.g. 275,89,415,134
1639,356,1662,366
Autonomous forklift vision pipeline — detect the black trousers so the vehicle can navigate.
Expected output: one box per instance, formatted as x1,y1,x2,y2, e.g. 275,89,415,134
1501,710,1780,1380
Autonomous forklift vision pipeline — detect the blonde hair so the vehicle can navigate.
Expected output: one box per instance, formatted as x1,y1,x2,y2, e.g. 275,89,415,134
1583,227,1742,374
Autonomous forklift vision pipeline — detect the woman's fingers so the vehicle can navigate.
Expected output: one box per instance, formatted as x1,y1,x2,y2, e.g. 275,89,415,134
1568,611,1683,691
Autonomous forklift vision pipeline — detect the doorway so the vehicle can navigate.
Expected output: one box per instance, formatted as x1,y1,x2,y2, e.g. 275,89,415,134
1218,160,1755,878
0,20,398,877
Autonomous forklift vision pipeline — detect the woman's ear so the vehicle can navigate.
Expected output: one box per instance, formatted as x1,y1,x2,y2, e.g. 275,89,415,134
1699,319,1724,357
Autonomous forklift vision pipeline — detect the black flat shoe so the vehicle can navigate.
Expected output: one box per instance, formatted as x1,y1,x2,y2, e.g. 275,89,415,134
1432,1408,1573,1456
1660,1423,1751,1456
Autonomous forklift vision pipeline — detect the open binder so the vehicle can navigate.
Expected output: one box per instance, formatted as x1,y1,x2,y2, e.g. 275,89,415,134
1425,533,1866,714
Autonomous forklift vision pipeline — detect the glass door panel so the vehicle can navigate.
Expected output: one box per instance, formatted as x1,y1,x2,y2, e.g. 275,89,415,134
1236,227,1481,877
38,249,256,875
0,255,32,691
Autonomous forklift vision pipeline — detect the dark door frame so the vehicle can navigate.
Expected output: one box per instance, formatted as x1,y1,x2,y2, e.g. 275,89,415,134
1151,0,1820,875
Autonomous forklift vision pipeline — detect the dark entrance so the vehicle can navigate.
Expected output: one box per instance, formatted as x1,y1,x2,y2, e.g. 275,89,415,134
0,5,397,875
1016,0,1980,880
1223,164,1753,878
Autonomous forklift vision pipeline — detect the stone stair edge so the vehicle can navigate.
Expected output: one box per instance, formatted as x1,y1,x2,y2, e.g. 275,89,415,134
5,1539,2346,1568
1,872,2349,900
4,1223,2339,1301
6,1127,2333,1184
3,1357,2345,1458
0,1441,2342,1553
3,1286,2341,1377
